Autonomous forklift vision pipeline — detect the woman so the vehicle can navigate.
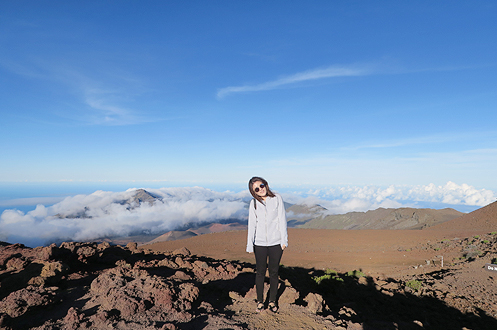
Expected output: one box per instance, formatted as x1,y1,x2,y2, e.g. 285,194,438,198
246,176,288,313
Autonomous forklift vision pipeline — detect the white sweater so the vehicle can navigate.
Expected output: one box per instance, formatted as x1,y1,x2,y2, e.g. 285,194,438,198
246,193,288,253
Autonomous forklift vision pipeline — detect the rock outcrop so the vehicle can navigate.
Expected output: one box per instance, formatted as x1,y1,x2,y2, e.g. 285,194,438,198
0,233,496,329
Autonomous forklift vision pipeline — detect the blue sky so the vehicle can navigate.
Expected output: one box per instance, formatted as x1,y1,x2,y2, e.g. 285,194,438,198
1,1,497,192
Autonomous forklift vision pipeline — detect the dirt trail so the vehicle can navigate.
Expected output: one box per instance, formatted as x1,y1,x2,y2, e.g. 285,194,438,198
227,303,335,330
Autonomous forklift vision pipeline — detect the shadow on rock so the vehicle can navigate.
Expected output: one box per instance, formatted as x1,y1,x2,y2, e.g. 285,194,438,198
278,265,497,330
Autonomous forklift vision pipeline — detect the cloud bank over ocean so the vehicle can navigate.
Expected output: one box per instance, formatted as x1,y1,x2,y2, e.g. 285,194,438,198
0,187,249,248
0,182,494,247
287,181,496,215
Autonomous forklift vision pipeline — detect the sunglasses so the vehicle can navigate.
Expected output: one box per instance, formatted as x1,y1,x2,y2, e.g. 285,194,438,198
254,183,266,192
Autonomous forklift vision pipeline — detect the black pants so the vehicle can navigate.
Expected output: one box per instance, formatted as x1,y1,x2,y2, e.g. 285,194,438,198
254,244,283,303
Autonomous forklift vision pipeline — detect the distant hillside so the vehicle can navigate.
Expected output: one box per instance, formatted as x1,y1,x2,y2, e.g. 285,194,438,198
189,222,248,235
286,204,328,227
429,200,497,231
297,207,463,230
142,221,248,245
144,230,198,245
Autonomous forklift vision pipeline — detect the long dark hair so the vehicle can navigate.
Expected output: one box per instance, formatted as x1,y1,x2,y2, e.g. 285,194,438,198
248,176,276,205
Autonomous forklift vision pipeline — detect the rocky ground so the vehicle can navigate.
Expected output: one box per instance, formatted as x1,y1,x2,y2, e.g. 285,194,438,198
0,229,496,329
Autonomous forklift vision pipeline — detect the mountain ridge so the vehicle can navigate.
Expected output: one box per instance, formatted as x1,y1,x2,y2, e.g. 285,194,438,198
296,207,463,230
429,200,497,231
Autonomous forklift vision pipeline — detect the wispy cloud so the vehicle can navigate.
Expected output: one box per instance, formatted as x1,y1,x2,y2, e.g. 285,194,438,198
0,56,158,126
80,86,157,126
217,64,372,98
343,131,497,151
56,65,158,126
216,60,483,99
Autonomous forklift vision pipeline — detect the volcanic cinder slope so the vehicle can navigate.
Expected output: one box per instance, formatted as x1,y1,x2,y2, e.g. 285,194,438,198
143,202,495,274
428,200,497,231
0,202,496,329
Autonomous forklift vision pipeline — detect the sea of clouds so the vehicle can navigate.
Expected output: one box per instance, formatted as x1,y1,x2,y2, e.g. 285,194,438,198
284,181,496,214
0,182,495,247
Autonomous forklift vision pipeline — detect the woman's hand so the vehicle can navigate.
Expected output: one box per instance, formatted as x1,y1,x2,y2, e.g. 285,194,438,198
281,245,287,250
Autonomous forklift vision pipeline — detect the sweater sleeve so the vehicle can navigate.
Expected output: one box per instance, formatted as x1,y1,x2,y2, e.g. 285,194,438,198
277,194,288,248
246,199,256,252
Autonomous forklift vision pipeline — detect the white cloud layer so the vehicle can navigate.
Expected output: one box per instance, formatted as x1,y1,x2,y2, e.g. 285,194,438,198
283,181,495,214
0,182,494,247
0,187,250,247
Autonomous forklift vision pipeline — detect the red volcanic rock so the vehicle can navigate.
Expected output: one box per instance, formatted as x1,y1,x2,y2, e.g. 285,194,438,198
126,242,138,251
0,244,31,269
172,246,191,256
244,283,269,301
172,270,191,281
59,242,100,263
0,240,252,329
88,265,198,323
304,292,324,314
279,286,299,304
5,257,28,271
59,241,133,266
157,258,178,268
75,245,98,261
174,256,192,269
40,260,66,278
32,243,58,261
88,309,120,329
28,260,68,286
159,323,177,330
0,285,57,318
63,307,85,330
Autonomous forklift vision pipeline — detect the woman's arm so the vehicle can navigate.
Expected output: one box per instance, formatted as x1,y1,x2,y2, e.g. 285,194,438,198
246,199,256,253
277,194,288,249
